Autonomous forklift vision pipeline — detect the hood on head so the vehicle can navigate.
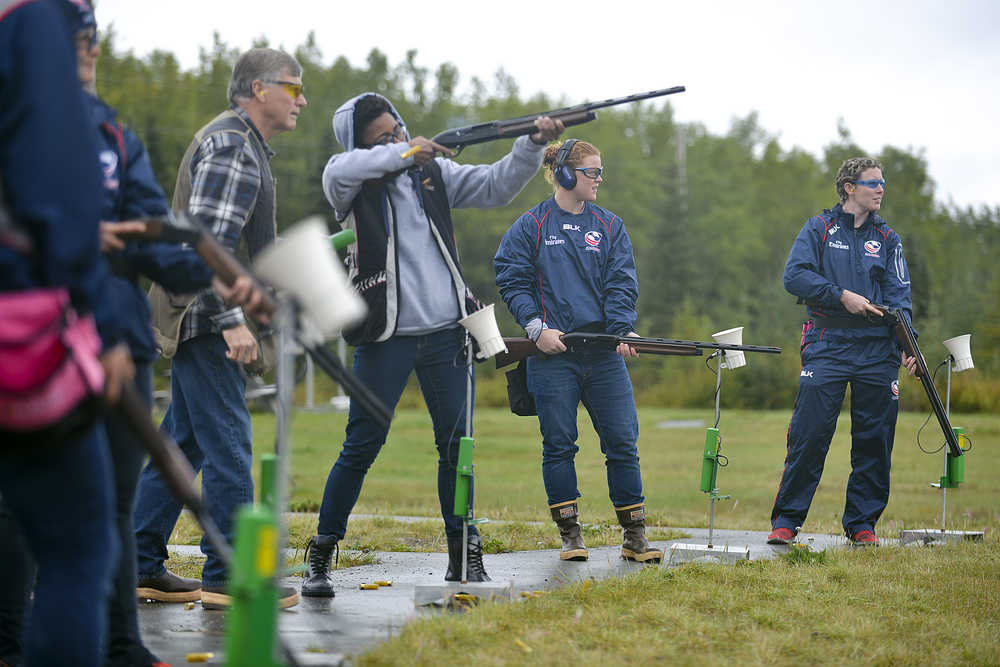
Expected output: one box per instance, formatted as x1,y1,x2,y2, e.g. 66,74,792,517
57,0,97,47
331,92,409,152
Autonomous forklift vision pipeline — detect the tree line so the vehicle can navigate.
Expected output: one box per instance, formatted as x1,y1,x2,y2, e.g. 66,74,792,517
97,31,1000,413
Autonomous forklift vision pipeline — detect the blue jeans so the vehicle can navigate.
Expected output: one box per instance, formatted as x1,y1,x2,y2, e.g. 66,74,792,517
527,347,644,508
771,336,899,536
317,328,475,540
0,424,117,666
134,334,253,587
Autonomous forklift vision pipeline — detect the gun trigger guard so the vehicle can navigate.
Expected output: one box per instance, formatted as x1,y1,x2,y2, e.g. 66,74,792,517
450,145,464,157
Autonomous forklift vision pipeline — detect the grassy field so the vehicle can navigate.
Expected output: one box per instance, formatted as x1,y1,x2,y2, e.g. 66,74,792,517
163,406,998,664
357,539,1000,666
248,407,997,537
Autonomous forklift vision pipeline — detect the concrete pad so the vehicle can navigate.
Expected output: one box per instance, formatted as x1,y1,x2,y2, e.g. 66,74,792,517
666,543,749,565
900,528,985,546
413,580,513,606
138,526,858,664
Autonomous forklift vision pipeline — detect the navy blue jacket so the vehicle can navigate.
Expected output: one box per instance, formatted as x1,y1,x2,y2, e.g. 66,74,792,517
783,203,913,341
495,198,638,336
87,95,213,361
0,0,122,346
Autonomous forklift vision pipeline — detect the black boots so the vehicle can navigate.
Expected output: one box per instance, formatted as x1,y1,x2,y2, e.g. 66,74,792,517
444,533,491,582
301,534,339,598
615,504,663,563
550,501,588,561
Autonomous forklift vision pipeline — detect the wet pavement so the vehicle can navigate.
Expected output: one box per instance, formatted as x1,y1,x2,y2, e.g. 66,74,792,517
138,526,851,665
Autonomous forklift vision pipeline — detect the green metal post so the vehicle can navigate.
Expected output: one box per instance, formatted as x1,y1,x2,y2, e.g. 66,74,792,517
225,506,282,667
700,428,720,493
260,453,277,511
330,229,356,251
941,427,965,488
453,436,475,517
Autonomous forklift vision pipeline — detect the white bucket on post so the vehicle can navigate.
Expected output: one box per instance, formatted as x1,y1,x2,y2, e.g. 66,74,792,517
943,334,974,372
458,304,508,360
712,326,746,370
254,216,367,340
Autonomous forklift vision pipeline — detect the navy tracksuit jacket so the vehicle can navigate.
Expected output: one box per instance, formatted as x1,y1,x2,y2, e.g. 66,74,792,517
772,203,913,536
87,95,213,361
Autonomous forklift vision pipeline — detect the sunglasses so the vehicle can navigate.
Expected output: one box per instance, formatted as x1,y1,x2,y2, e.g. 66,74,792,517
853,179,886,189
265,80,305,100
368,123,406,147
575,167,603,180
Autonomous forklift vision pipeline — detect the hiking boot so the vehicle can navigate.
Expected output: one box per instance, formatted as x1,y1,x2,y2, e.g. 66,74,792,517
550,501,588,561
301,534,339,598
444,533,491,582
767,527,797,545
848,529,880,547
136,570,201,603
201,584,300,610
615,504,663,563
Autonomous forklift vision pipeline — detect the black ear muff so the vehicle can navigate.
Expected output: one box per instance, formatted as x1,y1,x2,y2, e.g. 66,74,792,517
554,138,579,190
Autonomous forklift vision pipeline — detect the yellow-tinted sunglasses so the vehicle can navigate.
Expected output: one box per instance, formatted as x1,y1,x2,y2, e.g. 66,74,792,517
265,79,305,100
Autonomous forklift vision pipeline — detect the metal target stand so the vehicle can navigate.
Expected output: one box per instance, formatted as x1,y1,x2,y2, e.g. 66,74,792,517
666,335,781,565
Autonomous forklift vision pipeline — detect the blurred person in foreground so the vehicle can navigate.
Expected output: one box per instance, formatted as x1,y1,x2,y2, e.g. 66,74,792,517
133,47,306,611
768,157,917,548
299,92,563,597
0,0,131,663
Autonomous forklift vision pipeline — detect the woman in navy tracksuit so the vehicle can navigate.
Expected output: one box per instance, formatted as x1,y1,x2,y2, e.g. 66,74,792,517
495,138,662,564
77,7,217,664
768,157,918,547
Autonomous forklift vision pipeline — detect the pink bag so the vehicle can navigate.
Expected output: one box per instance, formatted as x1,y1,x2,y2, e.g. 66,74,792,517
0,287,104,433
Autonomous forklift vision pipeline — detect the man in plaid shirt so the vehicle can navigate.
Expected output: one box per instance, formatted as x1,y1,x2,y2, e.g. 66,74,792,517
133,48,306,611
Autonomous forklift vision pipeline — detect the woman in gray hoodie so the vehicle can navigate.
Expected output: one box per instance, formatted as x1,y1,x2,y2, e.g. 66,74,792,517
301,93,563,597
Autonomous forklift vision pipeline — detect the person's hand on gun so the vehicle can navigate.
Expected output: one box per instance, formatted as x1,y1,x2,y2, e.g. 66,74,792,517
99,220,148,253
221,324,258,365
537,328,567,356
404,136,453,165
212,275,271,325
529,116,565,145
617,331,640,358
901,351,919,376
840,288,883,317
100,342,135,405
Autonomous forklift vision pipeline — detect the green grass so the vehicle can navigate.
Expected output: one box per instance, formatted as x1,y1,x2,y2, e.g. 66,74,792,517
246,407,998,537
357,538,1000,666
162,406,998,663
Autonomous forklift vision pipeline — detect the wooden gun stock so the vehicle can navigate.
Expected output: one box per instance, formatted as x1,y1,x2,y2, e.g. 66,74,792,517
121,217,278,318
494,333,702,369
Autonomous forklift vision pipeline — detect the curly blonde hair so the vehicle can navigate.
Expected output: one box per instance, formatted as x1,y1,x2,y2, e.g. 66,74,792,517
835,157,883,203
542,139,600,188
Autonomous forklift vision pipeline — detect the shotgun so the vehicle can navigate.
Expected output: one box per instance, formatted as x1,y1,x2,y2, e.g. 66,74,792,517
432,86,685,154
495,333,706,369
871,304,963,458
120,215,394,427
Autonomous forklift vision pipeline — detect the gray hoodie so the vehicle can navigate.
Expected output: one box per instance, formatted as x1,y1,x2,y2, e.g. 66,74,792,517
322,93,545,336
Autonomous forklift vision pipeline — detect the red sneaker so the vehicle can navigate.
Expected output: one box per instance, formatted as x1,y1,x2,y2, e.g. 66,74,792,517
767,527,796,545
849,529,880,546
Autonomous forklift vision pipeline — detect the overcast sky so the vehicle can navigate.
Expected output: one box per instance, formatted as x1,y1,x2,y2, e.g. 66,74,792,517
97,0,998,210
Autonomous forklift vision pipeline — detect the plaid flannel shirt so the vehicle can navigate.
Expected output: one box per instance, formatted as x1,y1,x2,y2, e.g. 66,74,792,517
179,107,274,342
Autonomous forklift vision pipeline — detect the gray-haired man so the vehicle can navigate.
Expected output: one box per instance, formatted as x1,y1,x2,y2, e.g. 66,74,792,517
133,48,306,609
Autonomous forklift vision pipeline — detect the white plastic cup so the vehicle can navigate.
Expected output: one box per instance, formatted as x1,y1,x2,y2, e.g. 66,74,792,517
458,304,508,360
254,216,367,340
943,334,974,372
712,326,746,370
